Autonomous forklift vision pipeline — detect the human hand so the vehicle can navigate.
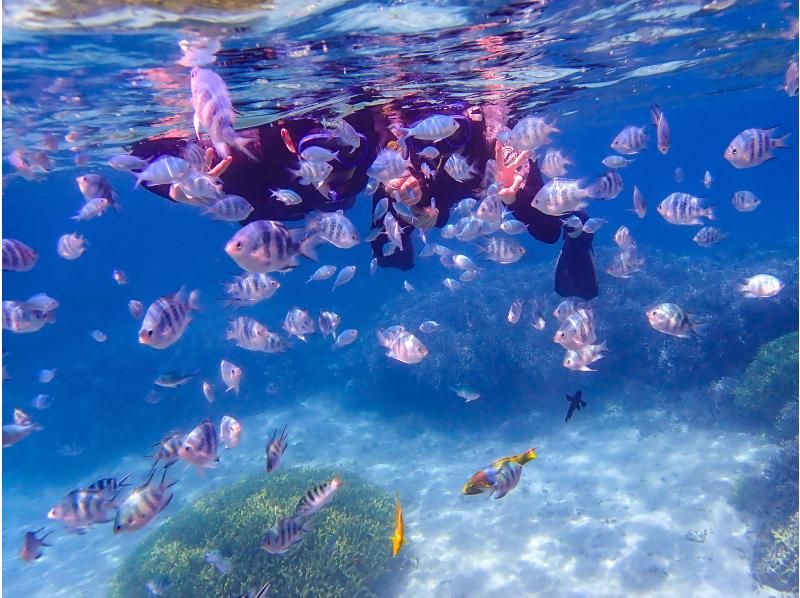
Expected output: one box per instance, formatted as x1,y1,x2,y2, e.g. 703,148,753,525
494,140,529,203
385,173,422,206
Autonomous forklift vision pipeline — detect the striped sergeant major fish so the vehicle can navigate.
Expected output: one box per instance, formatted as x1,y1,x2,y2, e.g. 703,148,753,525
190,67,257,161
587,171,623,200
2,301,56,334
2,238,38,271
114,468,177,533
226,317,288,353
261,515,311,554
611,124,648,154
138,287,201,349
657,193,715,226
266,426,288,473
724,127,789,168
86,473,132,501
47,488,118,534
223,272,280,308
293,478,342,519
146,430,185,472
224,220,320,273
178,419,219,468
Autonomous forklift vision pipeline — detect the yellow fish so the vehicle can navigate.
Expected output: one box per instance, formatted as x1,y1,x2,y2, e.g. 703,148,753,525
391,492,404,557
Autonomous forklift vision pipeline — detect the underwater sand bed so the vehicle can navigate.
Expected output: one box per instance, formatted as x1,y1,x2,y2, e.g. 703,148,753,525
1,397,789,597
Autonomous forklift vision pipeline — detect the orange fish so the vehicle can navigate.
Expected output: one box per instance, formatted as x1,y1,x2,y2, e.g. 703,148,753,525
391,492,404,557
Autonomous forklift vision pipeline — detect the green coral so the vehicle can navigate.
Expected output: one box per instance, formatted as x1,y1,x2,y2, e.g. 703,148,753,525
110,468,396,598
754,512,799,594
733,332,798,425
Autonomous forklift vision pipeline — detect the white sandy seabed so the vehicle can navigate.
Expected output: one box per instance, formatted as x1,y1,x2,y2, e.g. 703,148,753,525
1,396,793,598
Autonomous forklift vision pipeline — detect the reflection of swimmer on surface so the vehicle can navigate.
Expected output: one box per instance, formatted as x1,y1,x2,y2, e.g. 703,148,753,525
132,96,599,300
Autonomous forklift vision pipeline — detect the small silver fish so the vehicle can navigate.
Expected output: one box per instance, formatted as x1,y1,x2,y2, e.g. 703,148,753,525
601,155,634,169
220,359,243,394
270,188,303,206
203,195,254,222
204,549,233,574
128,300,144,319
57,233,87,260
136,156,191,187
154,371,198,388
220,416,242,449
283,307,316,341
71,197,111,221
38,368,56,383
319,310,341,338
376,326,429,364
507,299,523,324
332,265,356,290
419,320,440,333
649,105,670,155
703,171,713,189
333,329,359,350
731,190,761,212
632,185,646,218
307,265,337,283
693,227,728,247
475,236,526,264
393,114,459,143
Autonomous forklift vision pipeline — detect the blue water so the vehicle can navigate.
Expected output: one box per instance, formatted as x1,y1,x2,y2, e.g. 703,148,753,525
2,0,798,596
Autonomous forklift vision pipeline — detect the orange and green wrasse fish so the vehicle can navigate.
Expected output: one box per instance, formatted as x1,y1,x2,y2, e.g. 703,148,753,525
391,492,404,557
462,447,538,496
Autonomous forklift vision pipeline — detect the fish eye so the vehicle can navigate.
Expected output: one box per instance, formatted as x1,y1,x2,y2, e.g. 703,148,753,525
731,148,736,154
236,242,243,250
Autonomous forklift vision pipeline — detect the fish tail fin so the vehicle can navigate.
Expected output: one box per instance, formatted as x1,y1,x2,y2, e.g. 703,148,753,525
299,233,321,263
649,104,663,126
389,125,409,140
704,205,717,221
232,135,259,162
773,132,791,149
188,289,202,312
518,447,538,465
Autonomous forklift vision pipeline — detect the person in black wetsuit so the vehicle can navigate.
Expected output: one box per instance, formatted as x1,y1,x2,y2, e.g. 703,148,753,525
130,100,598,300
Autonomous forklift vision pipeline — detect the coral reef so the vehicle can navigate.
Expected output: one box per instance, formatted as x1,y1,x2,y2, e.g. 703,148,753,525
732,441,799,595
733,332,799,425
110,468,396,598
754,512,799,595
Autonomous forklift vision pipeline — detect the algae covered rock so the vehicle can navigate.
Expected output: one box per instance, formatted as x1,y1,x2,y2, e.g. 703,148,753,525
110,468,395,597
733,332,798,423
754,511,799,594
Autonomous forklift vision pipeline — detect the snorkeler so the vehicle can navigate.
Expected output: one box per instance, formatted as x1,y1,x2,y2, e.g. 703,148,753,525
131,98,599,300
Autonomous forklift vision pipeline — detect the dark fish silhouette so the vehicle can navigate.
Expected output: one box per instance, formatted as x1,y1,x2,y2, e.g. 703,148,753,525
565,390,586,422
